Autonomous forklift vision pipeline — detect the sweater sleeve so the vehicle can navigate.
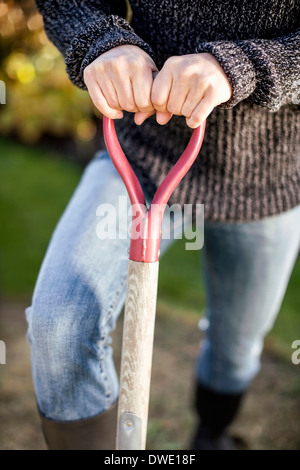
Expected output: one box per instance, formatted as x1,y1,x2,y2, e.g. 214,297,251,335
195,29,300,111
35,0,156,89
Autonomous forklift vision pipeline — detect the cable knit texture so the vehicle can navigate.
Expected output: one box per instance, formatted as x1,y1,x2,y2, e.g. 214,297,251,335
35,0,300,222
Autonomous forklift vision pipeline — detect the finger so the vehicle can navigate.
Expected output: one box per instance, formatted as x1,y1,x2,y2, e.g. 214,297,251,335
151,68,173,113
135,110,172,126
181,87,205,119
132,68,156,113
97,78,122,111
85,77,123,119
155,111,173,125
166,81,189,116
113,77,139,113
186,92,215,128
134,110,156,125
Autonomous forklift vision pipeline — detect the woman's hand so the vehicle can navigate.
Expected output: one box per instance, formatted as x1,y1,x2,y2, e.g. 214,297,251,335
83,45,166,125
149,53,232,128
84,48,231,128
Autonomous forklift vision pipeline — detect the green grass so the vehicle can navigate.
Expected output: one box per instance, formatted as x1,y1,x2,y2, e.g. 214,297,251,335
268,257,300,358
158,239,205,317
0,137,299,358
0,138,81,297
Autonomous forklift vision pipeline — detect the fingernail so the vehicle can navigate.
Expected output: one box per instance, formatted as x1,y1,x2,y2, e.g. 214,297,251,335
115,112,123,119
186,118,199,129
135,119,144,126
156,116,166,126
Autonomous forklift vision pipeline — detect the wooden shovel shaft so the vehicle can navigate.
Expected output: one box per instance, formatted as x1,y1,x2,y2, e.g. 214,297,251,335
103,116,205,450
117,260,159,450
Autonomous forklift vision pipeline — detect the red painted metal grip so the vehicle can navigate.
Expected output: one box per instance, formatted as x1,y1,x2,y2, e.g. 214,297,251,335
103,116,205,262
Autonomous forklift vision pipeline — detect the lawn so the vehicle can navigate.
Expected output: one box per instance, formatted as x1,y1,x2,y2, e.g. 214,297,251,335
0,138,81,296
0,137,299,359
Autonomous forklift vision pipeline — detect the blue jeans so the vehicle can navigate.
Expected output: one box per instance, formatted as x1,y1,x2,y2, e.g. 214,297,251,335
25,151,300,421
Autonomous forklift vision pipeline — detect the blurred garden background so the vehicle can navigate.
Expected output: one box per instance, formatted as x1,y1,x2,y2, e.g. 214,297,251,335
0,0,300,450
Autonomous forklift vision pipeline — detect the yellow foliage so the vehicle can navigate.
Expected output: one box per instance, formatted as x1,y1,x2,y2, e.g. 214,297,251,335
0,0,97,145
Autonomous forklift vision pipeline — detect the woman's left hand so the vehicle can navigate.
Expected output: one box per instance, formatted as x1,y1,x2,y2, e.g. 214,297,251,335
137,53,232,128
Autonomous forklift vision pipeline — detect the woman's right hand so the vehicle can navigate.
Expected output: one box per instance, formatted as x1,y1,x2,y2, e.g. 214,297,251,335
83,45,170,125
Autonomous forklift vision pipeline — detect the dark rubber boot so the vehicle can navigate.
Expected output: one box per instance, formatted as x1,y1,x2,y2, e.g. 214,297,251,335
192,383,244,450
39,402,118,450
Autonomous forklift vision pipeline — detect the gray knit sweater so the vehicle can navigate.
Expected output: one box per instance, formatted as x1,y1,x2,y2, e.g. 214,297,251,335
35,0,300,222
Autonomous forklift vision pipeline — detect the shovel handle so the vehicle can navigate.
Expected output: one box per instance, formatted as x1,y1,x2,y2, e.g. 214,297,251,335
103,116,205,450
103,117,205,262
117,260,159,450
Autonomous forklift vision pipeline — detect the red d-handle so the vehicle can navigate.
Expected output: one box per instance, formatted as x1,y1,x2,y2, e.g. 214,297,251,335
103,116,205,262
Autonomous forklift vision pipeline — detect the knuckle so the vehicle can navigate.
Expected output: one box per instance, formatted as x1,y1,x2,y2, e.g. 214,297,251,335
83,64,93,80
190,68,203,81
97,107,120,119
110,60,119,73
193,111,204,121
136,96,152,111
188,114,203,126
106,97,119,109
167,102,179,115
181,104,193,117
187,117,197,126
126,106,137,112
165,55,179,66
105,111,118,119
151,94,165,108
94,61,105,74
127,54,143,68
137,102,152,112
153,102,166,112
121,101,137,112
110,58,125,75
93,98,105,112
206,82,218,96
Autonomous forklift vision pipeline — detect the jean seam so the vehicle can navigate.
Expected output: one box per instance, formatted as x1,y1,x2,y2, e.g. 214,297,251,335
205,246,223,390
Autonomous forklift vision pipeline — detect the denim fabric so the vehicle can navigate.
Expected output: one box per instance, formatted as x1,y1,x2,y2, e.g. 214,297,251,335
25,150,300,420
197,209,300,393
